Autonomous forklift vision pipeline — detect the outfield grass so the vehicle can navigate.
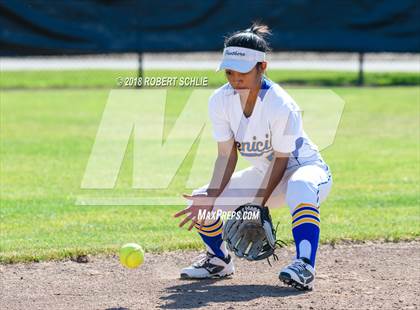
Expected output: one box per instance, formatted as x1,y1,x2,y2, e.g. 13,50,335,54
1,72,419,263
1,69,419,89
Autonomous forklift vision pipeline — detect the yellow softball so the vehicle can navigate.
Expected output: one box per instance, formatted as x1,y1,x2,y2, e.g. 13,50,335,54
119,243,144,269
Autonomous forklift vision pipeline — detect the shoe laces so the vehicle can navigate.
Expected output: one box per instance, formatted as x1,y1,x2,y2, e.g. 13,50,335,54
193,252,214,267
290,259,308,273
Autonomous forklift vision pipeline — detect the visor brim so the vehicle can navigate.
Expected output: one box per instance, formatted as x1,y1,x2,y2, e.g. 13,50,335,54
216,59,257,73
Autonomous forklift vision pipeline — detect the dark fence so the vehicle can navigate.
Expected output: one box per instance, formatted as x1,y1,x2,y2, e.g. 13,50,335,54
0,0,419,56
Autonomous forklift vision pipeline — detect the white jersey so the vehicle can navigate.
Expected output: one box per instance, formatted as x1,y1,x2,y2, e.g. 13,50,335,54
208,77,323,172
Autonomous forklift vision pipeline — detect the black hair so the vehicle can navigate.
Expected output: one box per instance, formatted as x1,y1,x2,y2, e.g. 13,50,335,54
224,22,271,52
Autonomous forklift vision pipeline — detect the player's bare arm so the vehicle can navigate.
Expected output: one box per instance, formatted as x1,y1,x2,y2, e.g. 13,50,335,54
206,138,238,199
255,151,290,206
173,138,237,230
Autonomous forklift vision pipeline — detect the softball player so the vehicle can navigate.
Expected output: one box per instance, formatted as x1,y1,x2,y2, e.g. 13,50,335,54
174,23,332,290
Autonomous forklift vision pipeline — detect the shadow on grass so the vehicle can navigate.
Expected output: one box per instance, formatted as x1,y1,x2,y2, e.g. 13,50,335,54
159,279,305,309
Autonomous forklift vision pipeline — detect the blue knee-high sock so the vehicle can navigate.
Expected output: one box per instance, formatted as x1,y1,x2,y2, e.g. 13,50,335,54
195,217,228,259
291,203,320,267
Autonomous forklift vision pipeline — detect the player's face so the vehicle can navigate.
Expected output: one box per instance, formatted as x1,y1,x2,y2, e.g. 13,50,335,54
225,63,266,90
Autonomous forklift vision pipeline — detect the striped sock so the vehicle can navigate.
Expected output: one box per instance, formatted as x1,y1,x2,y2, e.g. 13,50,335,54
291,203,320,267
195,217,228,259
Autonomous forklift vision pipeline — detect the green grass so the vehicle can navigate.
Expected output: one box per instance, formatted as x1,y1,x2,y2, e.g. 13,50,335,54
1,75,419,263
0,69,419,89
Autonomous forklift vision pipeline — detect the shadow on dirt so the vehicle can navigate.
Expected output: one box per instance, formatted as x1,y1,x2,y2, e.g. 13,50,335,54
159,279,305,309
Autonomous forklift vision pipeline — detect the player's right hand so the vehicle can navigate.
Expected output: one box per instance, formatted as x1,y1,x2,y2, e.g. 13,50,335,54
173,194,216,231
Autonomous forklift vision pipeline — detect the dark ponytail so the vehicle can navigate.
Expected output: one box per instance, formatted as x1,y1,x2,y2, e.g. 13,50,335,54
224,22,271,52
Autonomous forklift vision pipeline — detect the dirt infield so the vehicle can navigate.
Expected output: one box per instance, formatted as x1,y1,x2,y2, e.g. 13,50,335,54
1,241,419,310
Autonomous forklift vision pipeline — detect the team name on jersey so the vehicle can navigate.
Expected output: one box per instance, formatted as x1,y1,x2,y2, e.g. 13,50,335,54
235,134,273,157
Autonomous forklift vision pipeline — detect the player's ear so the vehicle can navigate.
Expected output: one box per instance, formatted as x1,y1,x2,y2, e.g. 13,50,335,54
257,62,267,73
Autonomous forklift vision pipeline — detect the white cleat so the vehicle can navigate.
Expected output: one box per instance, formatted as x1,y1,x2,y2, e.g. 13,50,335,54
180,252,234,279
279,258,315,291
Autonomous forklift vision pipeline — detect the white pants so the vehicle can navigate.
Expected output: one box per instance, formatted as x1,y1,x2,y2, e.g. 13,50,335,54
192,160,333,214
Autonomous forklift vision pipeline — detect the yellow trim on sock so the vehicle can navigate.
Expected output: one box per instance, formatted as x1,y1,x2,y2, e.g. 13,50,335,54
294,203,318,213
292,210,320,221
198,226,223,237
194,219,222,232
292,217,320,229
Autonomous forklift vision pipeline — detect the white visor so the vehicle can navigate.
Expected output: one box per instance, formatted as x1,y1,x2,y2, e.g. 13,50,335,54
217,46,266,73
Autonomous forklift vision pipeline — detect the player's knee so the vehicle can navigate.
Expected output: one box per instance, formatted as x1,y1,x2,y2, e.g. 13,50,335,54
286,179,317,211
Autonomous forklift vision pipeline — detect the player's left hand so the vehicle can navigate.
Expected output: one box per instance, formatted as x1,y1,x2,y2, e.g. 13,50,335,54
173,194,216,231
223,203,285,261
